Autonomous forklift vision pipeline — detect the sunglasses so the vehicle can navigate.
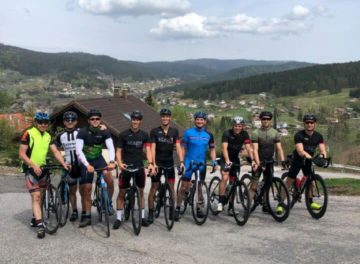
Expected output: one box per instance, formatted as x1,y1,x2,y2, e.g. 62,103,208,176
261,118,271,121
37,121,49,125
305,121,315,124
64,119,76,123
89,117,101,121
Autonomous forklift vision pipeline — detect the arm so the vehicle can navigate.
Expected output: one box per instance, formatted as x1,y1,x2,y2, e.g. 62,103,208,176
222,142,231,164
49,144,68,169
318,143,327,158
145,143,154,172
175,141,184,170
19,144,42,176
150,142,158,173
275,142,285,161
244,143,255,164
105,138,116,170
252,142,260,166
295,143,312,159
116,147,127,170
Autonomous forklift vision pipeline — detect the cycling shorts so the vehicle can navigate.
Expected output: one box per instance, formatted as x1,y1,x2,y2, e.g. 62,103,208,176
79,156,107,185
25,170,47,193
182,160,206,182
119,168,146,189
219,159,240,182
151,167,175,184
287,157,312,179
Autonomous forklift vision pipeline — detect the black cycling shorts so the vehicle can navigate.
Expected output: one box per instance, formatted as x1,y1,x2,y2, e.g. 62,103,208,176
151,167,175,184
79,157,107,185
119,168,146,189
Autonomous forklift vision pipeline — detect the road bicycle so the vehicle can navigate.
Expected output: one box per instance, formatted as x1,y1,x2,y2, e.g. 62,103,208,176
281,156,331,219
152,165,175,231
176,161,214,225
241,160,290,222
208,162,250,226
122,165,142,235
57,168,75,227
92,167,112,237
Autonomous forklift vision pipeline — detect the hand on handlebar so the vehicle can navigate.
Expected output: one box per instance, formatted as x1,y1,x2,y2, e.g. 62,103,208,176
119,163,128,171
86,164,95,173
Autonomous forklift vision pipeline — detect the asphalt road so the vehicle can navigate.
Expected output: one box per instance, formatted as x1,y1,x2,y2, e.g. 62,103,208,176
1,172,360,264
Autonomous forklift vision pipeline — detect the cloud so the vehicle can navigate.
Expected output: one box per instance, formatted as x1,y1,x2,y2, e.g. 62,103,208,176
151,5,329,40
150,12,217,39
78,0,191,16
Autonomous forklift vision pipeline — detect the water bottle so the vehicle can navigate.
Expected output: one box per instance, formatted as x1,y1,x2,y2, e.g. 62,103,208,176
296,175,307,189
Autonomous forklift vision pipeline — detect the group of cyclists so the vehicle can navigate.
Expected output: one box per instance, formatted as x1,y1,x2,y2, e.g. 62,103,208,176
19,106,327,239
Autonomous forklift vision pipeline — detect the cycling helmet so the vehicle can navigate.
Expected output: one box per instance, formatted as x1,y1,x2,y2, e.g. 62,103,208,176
63,111,78,121
130,110,143,120
232,116,245,125
160,108,172,116
34,111,50,121
303,114,317,122
87,109,102,118
193,111,207,120
259,111,273,119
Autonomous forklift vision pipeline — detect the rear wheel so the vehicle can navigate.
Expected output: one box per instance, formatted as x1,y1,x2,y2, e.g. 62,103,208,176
232,181,250,226
191,181,209,225
208,176,221,216
266,177,290,222
131,187,142,235
101,187,110,237
305,174,328,219
164,183,175,231
58,181,69,227
42,185,60,234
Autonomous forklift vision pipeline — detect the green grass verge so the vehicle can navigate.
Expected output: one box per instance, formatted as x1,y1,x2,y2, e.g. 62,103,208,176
325,178,360,196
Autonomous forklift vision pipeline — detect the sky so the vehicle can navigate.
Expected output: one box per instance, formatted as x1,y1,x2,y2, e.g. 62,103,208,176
0,0,359,63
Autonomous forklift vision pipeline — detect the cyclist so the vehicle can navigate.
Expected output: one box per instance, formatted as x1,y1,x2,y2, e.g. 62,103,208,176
75,109,116,228
217,116,255,214
113,110,154,229
175,111,217,221
19,111,68,239
285,114,327,210
52,111,82,222
250,111,286,214
147,108,184,224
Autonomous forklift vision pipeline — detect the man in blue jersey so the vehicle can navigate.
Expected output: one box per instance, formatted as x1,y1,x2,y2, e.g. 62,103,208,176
175,111,217,221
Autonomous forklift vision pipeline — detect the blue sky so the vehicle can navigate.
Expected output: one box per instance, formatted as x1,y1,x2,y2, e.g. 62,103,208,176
0,0,359,63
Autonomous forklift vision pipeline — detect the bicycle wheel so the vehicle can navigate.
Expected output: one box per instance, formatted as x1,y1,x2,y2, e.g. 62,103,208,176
208,176,221,216
305,174,328,219
101,187,110,237
232,181,250,226
58,180,69,227
176,178,188,215
191,181,209,225
281,172,299,209
131,187,142,235
240,174,258,212
266,177,290,222
42,185,60,234
163,183,175,231
154,185,162,218
124,190,131,221
94,184,103,222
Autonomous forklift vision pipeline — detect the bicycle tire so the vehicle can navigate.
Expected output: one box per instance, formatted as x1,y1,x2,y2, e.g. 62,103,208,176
42,184,60,234
208,176,221,216
266,177,290,222
154,185,162,218
232,180,250,226
164,183,175,230
95,184,103,222
240,174,259,213
124,190,131,221
101,187,110,237
58,180,69,227
305,174,328,219
176,178,188,215
281,172,298,209
131,186,142,235
191,181,209,225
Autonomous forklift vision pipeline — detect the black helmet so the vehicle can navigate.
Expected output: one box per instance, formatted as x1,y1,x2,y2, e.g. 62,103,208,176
259,111,273,119
160,108,172,116
232,116,245,125
130,110,143,120
303,114,317,122
63,111,78,121
193,111,207,120
87,109,102,118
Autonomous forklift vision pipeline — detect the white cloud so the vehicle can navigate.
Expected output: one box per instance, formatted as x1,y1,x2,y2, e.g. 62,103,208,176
78,0,191,16
150,12,218,39
292,5,310,19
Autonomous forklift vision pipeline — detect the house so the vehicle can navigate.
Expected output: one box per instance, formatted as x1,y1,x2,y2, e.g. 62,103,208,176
0,113,33,132
50,92,184,137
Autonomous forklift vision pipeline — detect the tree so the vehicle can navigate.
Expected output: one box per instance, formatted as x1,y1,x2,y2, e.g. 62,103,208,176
145,91,155,107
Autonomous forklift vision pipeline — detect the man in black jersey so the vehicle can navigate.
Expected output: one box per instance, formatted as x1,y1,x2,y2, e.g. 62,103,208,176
76,109,116,228
147,108,184,224
113,110,154,229
217,116,255,214
285,114,327,210
53,111,81,221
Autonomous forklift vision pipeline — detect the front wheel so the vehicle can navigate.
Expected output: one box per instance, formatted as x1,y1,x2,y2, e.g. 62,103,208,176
305,174,328,219
124,190,131,221
191,181,209,225
266,177,290,222
232,181,250,226
163,183,175,231
281,172,298,209
101,187,110,237
154,185,162,218
208,176,221,216
240,174,258,213
131,187,142,235
176,178,189,215
42,185,60,234
58,180,69,227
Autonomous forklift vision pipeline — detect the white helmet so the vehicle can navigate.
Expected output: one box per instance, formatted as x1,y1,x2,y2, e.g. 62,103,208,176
232,116,245,125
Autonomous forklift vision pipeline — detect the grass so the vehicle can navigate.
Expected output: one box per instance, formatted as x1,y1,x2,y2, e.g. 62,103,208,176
325,178,360,196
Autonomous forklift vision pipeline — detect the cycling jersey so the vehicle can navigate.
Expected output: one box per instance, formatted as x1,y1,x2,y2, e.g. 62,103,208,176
150,126,180,165
53,129,79,165
251,127,281,161
293,130,324,158
117,129,150,167
221,129,251,162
